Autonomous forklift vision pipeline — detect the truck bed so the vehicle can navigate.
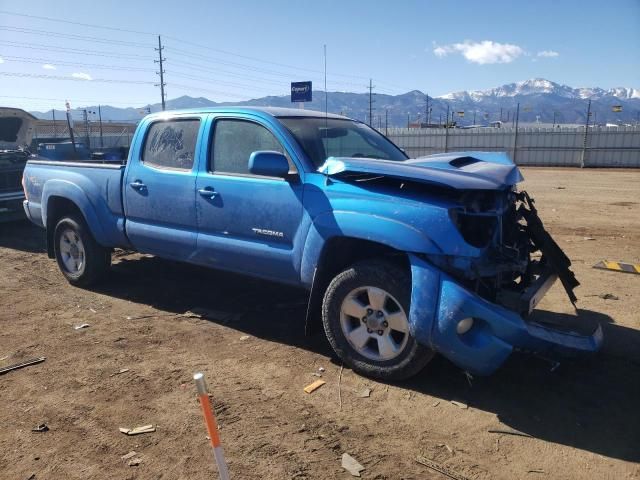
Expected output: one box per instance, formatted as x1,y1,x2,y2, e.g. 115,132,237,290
23,159,129,248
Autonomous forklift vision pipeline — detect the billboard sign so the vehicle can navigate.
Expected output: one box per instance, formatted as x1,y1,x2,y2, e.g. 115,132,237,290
291,81,312,103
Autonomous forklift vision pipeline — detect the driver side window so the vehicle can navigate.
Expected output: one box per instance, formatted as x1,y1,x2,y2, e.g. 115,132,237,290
210,119,293,175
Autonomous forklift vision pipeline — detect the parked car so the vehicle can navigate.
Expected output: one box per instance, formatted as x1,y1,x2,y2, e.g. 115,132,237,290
22,107,602,380
1,107,36,221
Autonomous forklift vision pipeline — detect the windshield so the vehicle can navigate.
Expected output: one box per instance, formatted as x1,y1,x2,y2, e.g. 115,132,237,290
278,117,408,168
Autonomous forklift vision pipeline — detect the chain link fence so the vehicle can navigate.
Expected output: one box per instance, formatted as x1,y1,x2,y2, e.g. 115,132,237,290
32,120,137,149
384,126,640,167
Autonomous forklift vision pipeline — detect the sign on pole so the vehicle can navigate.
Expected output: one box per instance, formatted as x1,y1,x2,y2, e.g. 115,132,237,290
291,81,312,103
612,105,622,112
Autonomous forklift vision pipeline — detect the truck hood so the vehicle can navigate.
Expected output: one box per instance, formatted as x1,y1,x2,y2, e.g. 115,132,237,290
318,151,523,190
0,107,37,150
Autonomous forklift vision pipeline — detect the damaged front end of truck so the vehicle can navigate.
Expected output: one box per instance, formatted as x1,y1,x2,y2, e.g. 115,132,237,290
322,152,603,375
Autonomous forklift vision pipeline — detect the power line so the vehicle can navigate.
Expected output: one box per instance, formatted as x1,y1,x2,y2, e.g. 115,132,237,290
0,71,154,85
1,55,155,72
0,9,417,94
164,35,370,81
0,95,155,106
169,83,261,100
165,46,368,88
168,72,282,96
0,41,149,59
0,26,152,48
0,9,156,36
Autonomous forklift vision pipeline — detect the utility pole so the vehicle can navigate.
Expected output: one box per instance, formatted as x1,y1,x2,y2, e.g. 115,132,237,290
513,103,520,164
98,105,104,149
424,94,430,125
82,109,91,150
552,111,557,128
580,99,591,168
444,104,450,153
155,35,166,111
385,109,388,136
368,78,375,127
473,110,476,125
52,109,57,139
500,107,503,122
65,100,77,158
324,44,328,123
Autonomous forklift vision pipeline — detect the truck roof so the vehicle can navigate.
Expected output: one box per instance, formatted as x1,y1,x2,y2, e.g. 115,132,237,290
146,106,349,121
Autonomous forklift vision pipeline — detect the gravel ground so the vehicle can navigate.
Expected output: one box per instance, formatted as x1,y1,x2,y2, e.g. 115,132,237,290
0,167,638,479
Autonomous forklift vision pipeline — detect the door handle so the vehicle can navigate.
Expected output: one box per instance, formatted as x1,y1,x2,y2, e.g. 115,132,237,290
130,180,146,190
198,187,218,199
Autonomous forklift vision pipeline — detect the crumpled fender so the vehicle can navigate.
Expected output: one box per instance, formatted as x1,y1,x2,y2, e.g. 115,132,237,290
408,254,602,375
408,253,515,375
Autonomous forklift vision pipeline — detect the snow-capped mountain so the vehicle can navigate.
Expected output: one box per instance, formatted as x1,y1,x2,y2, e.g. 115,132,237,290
438,78,640,102
30,78,639,126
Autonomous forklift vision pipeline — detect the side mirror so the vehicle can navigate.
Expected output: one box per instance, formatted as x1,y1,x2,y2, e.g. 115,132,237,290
249,151,290,177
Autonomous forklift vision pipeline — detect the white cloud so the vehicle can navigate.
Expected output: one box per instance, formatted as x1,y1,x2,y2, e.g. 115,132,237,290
0,56,4,64
71,72,92,80
537,50,559,58
42,63,56,70
432,40,524,64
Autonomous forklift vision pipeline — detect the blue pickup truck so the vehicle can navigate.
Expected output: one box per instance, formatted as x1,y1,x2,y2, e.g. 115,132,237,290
22,107,601,380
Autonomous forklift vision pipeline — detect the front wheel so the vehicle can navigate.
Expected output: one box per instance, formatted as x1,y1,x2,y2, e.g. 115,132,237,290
322,259,434,381
54,215,111,287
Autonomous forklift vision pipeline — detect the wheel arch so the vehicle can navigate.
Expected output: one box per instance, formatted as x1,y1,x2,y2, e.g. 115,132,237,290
304,235,410,335
45,196,94,259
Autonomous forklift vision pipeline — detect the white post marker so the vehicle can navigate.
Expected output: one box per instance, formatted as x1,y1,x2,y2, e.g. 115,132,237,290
194,373,230,480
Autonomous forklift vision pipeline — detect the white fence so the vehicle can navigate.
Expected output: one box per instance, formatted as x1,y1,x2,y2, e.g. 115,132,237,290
384,126,640,167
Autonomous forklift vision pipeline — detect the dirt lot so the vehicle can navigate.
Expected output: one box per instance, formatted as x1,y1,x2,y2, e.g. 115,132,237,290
1,167,639,480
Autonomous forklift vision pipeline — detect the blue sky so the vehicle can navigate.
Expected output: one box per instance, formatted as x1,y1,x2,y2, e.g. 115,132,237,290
0,0,638,112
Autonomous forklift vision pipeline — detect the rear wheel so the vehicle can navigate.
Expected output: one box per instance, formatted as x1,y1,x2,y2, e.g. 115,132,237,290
54,215,110,287
322,259,434,381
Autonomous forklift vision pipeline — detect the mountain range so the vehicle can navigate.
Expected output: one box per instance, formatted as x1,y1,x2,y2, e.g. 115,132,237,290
30,78,640,127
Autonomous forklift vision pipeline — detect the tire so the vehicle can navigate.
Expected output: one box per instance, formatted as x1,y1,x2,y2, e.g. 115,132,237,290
53,214,111,287
322,259,435,381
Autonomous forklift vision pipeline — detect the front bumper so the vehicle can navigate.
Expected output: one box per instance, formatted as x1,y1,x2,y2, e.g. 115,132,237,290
408,254,603,375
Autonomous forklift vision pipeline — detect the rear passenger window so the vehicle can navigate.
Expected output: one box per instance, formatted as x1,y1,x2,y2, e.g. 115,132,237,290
143,119,200,170
211,119,291,175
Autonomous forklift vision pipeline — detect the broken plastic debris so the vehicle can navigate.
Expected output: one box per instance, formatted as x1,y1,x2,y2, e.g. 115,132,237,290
239,335,250,341
356,388,371,398
450,400,468,409
110,368,130,377
303,379,326,394
32,423,49,433
128,457,142,466
121,451,137,460
341,452,365,477
74,323,90,330
119,424,156,435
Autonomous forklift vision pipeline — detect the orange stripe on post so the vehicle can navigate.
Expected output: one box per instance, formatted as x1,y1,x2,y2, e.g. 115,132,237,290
198,393,222,448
